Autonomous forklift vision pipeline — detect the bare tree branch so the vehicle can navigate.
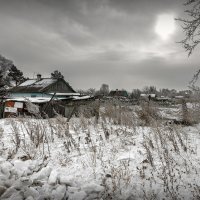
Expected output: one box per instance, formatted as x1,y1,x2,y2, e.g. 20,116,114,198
176,0,200,56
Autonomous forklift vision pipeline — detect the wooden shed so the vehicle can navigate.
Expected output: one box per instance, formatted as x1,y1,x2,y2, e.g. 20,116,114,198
3,97,72,118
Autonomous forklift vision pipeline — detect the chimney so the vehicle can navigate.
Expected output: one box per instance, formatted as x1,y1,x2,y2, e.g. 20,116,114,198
37,74,42,81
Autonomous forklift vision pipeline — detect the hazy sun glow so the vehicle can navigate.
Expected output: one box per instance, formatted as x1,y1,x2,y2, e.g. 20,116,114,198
155,14,175,40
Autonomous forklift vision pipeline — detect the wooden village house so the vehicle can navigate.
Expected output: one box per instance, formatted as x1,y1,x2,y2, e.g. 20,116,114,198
2,74,95,118
8,74,76,98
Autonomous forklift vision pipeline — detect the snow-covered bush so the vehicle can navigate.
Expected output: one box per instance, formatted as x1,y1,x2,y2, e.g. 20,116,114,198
25,100,41,117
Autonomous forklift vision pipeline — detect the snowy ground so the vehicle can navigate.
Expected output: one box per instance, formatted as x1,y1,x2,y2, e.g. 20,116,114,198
0,104,200,199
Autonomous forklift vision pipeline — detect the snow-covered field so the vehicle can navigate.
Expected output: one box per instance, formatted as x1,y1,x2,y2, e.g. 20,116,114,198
0,103,200,199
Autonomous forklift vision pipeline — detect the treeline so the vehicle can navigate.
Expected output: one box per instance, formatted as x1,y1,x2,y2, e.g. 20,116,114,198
77,85,192,99
0,54,192,99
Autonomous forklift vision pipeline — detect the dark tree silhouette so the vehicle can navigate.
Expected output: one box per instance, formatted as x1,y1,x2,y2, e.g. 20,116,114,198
0,69,8,99
0,70,4,87
0,54,13,71
99,84,109,96
0,54,25,87
131,89,141,100
51,70,64,79
8,65,25,86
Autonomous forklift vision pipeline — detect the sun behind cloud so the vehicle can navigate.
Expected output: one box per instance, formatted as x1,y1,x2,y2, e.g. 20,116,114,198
155,14,176,40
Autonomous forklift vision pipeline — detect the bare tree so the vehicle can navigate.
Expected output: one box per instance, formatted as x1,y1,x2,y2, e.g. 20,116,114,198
88,88,96,96
131,89,141,100
176,0,200,56
99,84,109,96
177,1,200,88
143,86,157,94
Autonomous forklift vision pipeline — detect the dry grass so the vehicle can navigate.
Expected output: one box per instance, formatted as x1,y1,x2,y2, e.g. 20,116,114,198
136,101,159,126
3,99,200,199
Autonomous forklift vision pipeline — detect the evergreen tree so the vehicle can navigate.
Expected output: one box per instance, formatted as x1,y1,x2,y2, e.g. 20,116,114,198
0,68,10,88
0,69,4,87
8,65,25,86
0,54,25,87
0,69,7,98
0,54,13,72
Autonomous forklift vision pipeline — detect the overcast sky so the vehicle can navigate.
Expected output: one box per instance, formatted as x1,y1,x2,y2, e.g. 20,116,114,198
0,0,199,91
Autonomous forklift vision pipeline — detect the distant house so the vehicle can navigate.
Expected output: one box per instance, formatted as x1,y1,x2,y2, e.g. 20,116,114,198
174,96,184,99
109,89,129,98
8,74,77,98
140,93,157,101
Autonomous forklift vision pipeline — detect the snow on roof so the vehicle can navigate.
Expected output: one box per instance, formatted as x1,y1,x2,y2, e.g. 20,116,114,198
48,93,80,96
18,78,57,88
5,97,68,103
157,97,171,101
5,97,51,103
5,95,93,103
175,96,184,99
140,94,156,98
72,95,93,100
33,79,56,87
9,78,62,93
149,94,156,98
19,79,37,86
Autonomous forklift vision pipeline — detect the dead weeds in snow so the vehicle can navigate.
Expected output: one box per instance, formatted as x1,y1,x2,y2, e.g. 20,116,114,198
2,100,200,199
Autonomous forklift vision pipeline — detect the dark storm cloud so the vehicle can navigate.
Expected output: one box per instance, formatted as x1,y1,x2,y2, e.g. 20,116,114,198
0,0,196,90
